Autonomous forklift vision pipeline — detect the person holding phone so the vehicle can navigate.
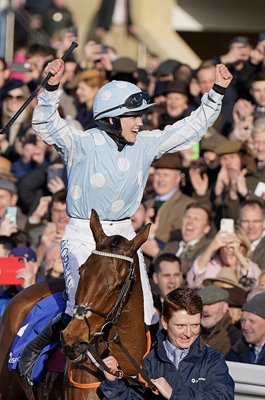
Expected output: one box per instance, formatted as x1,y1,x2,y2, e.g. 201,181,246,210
19,58,233,383
187,224,261,290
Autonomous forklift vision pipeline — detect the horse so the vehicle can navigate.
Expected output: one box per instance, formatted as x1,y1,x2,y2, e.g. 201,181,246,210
0,209,151,400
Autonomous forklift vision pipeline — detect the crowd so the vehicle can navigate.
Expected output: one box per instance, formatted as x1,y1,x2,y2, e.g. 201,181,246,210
0,0,265,398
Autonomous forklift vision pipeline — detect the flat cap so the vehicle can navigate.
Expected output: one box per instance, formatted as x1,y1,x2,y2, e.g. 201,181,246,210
112,57,137,74
242,292,265,319
0,179,17,194
154,59,181,77
198,286,229,305
152,152,183,170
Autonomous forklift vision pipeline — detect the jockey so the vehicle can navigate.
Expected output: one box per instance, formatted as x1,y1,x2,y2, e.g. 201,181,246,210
19,59,233,384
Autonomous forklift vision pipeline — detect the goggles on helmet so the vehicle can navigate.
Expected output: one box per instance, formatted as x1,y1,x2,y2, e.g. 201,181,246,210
94,92,150,120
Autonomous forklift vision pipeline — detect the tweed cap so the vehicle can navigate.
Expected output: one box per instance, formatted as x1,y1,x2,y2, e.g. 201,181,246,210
198,286,229,305
152,152,183,170
242,292,265,319
200,128,227,153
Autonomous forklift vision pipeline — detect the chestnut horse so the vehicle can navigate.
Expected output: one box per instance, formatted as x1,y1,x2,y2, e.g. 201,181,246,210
0,210,150,400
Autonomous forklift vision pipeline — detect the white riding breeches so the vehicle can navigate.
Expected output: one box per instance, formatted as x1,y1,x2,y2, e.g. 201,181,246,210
61,218,159,325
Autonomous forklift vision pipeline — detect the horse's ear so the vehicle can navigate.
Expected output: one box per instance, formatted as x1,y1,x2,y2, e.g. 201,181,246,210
129,223,151,252
90,209,106,247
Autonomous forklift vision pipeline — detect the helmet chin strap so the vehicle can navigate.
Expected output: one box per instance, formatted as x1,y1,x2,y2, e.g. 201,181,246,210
95,117,130,152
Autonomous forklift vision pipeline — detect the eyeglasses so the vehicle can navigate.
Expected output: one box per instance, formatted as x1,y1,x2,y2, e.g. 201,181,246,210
6,94,25,101
239,274,255,288
95,92,150,119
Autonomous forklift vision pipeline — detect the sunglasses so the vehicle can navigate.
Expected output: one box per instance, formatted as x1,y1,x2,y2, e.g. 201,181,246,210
95,92,150,119
6,94,25,101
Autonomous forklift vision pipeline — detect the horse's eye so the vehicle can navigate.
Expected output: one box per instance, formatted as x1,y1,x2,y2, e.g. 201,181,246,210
115,283,124,292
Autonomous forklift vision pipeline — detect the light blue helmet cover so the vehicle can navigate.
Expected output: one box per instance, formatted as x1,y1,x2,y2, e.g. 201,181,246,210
93,80,155,120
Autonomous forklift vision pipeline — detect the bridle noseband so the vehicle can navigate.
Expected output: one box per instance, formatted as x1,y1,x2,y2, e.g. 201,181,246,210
73,249,136,343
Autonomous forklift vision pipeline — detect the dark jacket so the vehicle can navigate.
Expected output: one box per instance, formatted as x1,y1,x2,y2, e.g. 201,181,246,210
226,336,265,365
100,329,234,399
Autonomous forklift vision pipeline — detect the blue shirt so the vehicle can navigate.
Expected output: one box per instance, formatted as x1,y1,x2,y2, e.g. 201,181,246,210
32,88,223,221
163,338,189,368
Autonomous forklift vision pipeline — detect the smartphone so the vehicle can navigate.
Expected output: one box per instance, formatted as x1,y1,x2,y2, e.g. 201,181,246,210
101,45,109,54
220,218,234,234
11,62,32,73
254,182,265,197
0,256,25,285
3,206,17,226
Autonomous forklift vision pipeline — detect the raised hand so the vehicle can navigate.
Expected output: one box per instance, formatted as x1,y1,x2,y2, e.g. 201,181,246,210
215,64,233,88
44,59,65,86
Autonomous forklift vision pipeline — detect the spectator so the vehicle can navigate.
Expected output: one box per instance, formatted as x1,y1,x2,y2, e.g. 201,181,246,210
95,0,138,59
162,203,212,278
214,139,255,222
75,70,107,130
227,292,265,365
0,80,33,162
158,80,193,129
187,225,261,290
41,0,75,40
0,246,38,316
101,287,234,399
238,200,265,271
144,152,193,248
0,179,27,233
26,189,68,258
152,253,183,315
202,267,247,324
198,286,241,356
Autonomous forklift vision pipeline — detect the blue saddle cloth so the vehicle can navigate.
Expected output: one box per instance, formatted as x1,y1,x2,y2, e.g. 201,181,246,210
8,292,66,382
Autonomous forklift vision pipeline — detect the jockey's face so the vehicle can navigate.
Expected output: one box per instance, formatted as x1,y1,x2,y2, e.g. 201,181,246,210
119,115,143,143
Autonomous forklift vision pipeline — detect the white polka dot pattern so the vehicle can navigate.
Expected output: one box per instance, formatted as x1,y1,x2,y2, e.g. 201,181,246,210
94,133,106,146
117,157,129,171
90,173,106,188
111,200,125,212
70,185,82,199
101,90,112,101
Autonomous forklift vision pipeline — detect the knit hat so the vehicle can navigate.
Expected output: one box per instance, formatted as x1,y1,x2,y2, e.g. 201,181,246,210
242,292,265,319
198,286,229,305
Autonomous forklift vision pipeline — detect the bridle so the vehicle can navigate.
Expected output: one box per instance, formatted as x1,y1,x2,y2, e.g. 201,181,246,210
71,249,156,391
73,249,136,343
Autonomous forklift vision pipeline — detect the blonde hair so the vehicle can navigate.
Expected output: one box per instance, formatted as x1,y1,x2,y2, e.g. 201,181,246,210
234,225,252,258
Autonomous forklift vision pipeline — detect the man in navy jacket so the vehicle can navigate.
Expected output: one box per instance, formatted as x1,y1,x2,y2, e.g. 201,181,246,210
100,287,234,399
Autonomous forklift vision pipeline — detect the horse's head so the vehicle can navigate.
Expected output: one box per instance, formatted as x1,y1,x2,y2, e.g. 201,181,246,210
61,209,150,362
